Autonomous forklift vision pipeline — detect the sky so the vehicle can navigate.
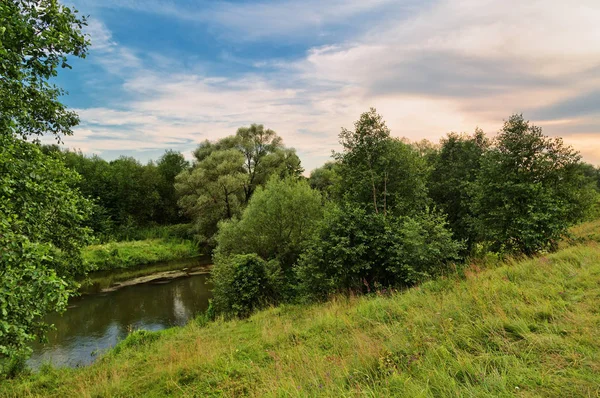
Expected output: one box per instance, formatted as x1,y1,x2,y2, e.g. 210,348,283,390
55,0,600,172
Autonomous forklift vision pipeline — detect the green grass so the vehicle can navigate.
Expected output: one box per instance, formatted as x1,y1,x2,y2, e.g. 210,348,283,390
3,221,600,397
82,238,200,272
109,223,195,243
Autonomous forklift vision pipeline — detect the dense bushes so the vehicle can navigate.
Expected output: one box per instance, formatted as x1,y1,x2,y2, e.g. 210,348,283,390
214,178,322,271
0,135,92,372
296,205,462,301
209,110,598,320
212,178,323,306
211,254,281,318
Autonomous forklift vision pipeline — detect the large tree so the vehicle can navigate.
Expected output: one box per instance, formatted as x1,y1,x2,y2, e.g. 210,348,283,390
335,108,429,216
177,125,303,245
474,114,596,255
0,0,90,373
0,136,92,374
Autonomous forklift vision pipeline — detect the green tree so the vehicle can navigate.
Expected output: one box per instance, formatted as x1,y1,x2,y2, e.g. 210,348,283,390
308,161,341,201
335,109,428,216
213,177,323,298
0,0,90,374
0,136,92,373
474,114,596,255
177,125,303,244
176,149,247,244
0,0,88,140
428,130,488,248
156,150,190,224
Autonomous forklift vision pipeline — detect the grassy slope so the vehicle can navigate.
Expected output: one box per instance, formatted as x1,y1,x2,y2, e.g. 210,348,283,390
3,223,600,397
82,239,200,272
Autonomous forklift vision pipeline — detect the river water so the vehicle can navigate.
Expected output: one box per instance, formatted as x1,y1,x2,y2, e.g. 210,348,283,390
28,269,213,369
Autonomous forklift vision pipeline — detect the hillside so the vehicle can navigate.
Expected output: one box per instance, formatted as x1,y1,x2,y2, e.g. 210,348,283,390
3,221,600,397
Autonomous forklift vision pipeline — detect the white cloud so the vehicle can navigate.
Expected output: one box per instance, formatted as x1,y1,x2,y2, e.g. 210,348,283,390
65,0,600,169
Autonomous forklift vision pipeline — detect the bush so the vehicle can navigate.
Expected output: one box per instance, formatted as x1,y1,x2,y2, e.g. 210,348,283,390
211,254,281,318
296,204,462,301
213,177,323,302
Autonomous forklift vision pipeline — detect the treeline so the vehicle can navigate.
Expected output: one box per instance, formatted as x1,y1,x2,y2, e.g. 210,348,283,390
41,146,191,241
187,110,600,318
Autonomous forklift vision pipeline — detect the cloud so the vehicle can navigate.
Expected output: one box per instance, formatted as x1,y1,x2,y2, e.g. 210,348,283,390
531,91,600,121
63,0,600,168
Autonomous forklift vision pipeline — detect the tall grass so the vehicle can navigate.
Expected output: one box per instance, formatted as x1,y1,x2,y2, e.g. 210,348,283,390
82,238,200,272
3,222,600,397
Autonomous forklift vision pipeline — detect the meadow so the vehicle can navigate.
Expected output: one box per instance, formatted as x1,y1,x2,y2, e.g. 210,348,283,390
3,220,599,397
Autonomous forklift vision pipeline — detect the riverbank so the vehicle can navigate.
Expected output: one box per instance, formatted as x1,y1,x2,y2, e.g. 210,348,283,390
80,256,212,294
3,220,600,397
83,238,201,272
80,238,207,293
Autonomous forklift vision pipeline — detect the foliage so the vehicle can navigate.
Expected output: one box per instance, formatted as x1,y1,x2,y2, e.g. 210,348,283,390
45,148,191,239
335,108,429,216
211,254,280,318
213,178,323,304
156,150,190,224
474,114,597,255
177,125,303,245
296,203,462,301
308,161,341,201
5,229,600,397
0,134,92,373
176,149,247,245
0,0,88,140
428,130,488,248
214,178,323,271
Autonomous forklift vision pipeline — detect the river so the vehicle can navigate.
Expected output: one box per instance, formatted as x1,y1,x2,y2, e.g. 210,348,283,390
27,263,213,369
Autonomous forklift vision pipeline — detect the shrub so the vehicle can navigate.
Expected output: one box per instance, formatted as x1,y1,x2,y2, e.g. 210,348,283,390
213,177,323,301
211,254,281,318
296,204,462,301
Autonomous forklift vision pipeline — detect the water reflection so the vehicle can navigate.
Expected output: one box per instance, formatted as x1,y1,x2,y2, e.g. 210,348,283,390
28,273,212,369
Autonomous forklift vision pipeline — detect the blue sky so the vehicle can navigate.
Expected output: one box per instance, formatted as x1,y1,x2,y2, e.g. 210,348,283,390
56,0,600,171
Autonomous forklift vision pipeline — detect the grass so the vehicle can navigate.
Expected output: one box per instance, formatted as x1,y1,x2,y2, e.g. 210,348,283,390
82,238,201,272
108,223,195,243
2,220,600,397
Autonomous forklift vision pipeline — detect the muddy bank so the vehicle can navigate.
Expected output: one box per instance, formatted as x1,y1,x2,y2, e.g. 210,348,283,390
79,256,212,294
100,265,211,292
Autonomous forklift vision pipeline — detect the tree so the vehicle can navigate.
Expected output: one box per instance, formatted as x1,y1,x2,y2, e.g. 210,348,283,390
177,125,303,244
428,130,488,249
0,0,88,140
474,114,596,255
0,0,90,374
213,177,323,294
0,136,92,373
308,161,341,201
156,150,190,224
335,109,429,216
176,149,247,245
